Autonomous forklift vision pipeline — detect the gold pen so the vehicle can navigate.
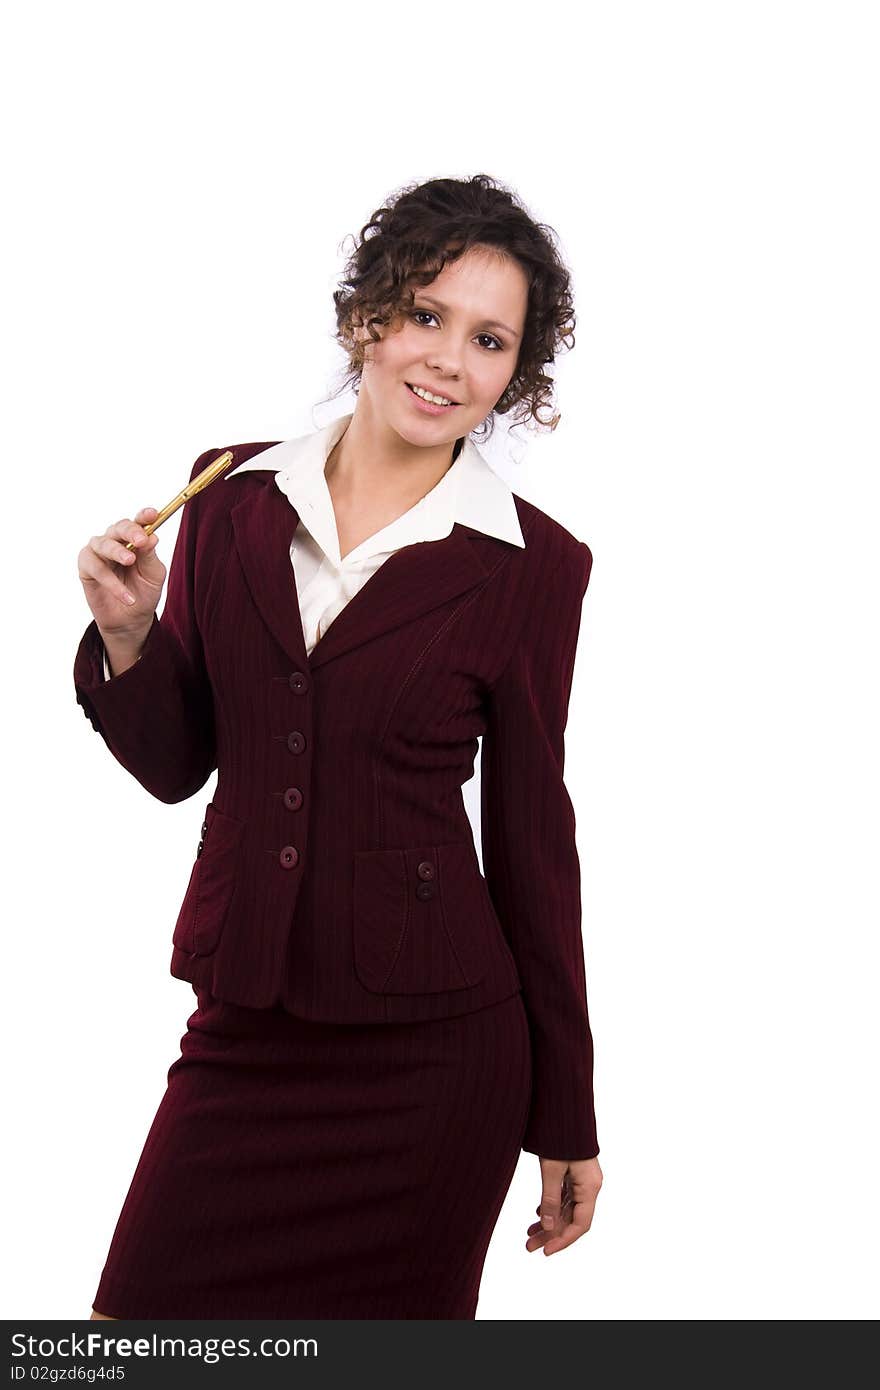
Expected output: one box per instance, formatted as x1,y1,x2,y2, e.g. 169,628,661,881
123,450,236,550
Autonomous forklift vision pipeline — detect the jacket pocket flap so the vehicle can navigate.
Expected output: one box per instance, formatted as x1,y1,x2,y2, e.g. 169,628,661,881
353,840,489,994
172,801,245,957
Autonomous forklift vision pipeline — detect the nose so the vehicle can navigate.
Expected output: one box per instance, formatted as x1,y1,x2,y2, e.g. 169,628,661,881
425,351,463,390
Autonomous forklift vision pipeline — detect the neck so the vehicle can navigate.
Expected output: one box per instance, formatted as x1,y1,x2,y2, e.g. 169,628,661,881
324,399,462,511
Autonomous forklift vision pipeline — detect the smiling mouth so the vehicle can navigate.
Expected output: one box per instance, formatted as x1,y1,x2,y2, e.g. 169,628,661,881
405,382,460,407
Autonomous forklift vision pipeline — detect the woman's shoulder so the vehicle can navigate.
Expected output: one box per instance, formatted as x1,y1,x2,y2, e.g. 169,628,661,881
189,442,283,487
172,443,281,561
509,491,593,589
183,441,282,519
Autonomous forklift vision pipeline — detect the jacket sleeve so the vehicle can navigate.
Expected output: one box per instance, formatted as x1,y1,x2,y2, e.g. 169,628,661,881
480,539,598,1160
73,450,218,804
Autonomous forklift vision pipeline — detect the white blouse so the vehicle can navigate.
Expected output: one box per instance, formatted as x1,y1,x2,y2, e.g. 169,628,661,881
102,412,525,677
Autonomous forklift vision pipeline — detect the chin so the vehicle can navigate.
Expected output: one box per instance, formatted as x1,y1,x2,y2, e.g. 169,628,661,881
392,406,466,444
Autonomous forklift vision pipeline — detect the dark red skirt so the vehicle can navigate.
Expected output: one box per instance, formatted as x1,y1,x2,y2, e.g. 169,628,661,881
92,988,531,1319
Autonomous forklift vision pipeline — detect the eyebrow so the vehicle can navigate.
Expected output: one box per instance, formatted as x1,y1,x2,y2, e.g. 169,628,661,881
413,294,521,340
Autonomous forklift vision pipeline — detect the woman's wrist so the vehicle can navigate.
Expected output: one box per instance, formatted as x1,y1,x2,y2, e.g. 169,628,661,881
99,621,152,677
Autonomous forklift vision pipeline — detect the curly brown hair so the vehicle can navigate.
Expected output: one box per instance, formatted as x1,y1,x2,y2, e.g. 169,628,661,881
328,173,576,441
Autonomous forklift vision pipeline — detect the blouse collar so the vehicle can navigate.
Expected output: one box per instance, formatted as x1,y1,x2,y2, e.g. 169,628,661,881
224,412,525,565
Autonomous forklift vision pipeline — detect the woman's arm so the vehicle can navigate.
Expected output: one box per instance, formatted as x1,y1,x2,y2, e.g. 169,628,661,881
73,451,218,804
480,538,598,1161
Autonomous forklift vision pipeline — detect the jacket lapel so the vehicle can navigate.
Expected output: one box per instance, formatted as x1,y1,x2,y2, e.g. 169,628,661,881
230,474,497,671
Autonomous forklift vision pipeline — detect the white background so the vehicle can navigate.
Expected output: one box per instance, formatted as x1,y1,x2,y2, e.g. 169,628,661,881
3,0,877,1321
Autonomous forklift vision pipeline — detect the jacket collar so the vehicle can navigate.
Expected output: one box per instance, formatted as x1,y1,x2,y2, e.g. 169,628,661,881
225,414,526,671
225,412,526,558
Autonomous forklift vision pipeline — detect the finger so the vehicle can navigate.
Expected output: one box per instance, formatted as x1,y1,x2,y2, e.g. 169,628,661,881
126,508,161,547
526,1191,576,1248
528,1195,574,1234
566,1174,601,1229
526,1228,554,1252
77,549,140,608
542,1194,594,1255
525,1218,555,1251
121,521,157,549
541,1206,591,1255
538,1168,567,1235
93,534,154,568
526,1219,577,1253
105,514,159,549
109,530,161,569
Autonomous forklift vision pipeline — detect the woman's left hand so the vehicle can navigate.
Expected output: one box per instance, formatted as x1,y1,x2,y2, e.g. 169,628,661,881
526,1154,603,1255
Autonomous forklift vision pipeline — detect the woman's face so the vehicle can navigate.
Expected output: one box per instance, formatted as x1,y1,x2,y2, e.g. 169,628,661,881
357,244,529,446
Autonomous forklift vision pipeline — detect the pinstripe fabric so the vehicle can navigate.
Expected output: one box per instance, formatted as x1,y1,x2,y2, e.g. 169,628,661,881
74,441,598,1161
91,989,532,1319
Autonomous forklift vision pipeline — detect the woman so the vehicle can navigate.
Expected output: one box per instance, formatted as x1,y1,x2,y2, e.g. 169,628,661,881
74,173,603,1320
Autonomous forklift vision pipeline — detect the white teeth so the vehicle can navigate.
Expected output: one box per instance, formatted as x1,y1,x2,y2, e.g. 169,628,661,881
410,384,455,406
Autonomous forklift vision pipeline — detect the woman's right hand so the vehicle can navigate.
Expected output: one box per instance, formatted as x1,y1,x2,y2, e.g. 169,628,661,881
77,506,167,643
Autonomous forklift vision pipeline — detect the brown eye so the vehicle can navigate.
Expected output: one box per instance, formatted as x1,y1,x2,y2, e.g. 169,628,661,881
411,311,503,351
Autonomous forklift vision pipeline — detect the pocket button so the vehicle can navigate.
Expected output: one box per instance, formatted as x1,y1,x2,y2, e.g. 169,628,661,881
416,860,435,881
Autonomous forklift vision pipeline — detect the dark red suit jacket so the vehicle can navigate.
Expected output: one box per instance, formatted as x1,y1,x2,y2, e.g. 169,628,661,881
73,444,599,1160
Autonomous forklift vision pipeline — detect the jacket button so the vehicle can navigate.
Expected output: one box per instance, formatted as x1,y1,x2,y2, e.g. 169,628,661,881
416,881,435,900
289,671,309,694
279,845,300,869
416,860,435,881
287,730,306,754
283,786,303,811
